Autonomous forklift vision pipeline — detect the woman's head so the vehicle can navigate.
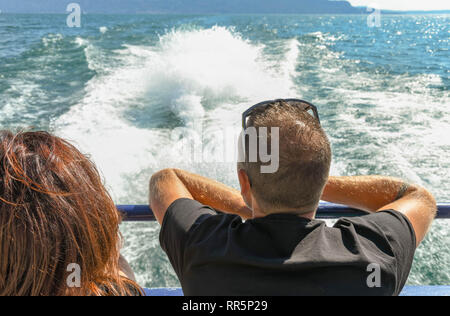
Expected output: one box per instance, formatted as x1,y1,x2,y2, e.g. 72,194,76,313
0,131,138,296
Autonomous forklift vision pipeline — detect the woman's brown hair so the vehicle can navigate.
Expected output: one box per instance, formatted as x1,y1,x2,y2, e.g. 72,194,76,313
0,131,141,296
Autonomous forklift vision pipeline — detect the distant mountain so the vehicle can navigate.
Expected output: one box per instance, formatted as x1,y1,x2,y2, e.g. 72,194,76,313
0,0,363,14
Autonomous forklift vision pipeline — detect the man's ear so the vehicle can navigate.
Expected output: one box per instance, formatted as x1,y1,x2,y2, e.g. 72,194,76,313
238,169,252,208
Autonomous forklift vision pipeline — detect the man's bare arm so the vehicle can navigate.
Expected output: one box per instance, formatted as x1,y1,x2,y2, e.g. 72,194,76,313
321,176,437,247
172,169,252,219
149,169,252,225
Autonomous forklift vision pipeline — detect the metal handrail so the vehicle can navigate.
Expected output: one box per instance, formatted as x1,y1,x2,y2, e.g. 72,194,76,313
118,203,450,221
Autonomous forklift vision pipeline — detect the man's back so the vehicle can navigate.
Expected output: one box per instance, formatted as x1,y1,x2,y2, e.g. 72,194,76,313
160,199,416,296
151,101,436,297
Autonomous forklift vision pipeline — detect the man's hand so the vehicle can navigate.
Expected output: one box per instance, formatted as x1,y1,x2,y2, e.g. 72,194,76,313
150,169,252,225
321,176,437,247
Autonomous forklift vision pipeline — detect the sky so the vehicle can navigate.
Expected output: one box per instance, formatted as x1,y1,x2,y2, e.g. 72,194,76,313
347,0,449,11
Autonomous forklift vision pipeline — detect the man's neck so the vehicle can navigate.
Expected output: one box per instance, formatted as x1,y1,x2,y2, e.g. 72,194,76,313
252,205,317,220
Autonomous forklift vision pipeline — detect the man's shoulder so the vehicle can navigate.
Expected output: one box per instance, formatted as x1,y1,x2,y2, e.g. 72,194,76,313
161,198,243,241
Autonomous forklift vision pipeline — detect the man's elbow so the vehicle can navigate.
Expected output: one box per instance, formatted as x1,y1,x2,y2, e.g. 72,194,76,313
149,169,175,199
150,168,173,184
419,187,437,218
409,185,437,218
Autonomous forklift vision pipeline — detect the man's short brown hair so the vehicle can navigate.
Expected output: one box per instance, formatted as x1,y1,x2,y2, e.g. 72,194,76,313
239,100,331,212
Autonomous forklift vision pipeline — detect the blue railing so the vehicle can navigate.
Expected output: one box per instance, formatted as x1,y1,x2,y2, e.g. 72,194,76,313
142,286,449,296
399,286,450,296
118,203,450,221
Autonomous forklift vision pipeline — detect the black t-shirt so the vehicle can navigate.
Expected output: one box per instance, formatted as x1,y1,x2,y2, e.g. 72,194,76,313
160,198,417,296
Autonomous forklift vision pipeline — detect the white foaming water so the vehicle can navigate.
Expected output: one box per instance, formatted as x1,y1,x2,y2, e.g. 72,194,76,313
53,26,450,202
54,26,299,201
75,37,113,73
42,33,63,47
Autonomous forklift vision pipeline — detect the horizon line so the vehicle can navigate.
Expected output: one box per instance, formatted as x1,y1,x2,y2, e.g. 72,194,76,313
0,10,449,15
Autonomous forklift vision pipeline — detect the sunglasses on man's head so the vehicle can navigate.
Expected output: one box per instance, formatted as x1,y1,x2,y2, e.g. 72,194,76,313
242,99,321,130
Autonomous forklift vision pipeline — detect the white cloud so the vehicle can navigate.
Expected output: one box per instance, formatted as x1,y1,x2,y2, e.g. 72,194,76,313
347,0,449,11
